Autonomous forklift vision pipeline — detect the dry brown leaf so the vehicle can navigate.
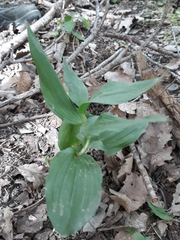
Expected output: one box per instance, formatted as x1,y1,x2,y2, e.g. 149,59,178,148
157,222,168,237
111,105,126,118
104,154,120,171
124,211,148,232
106,202,120,216
118,16,134,30
83,202,107,232
136,50,180,148
0,179,10,196
14,190,32,207
12,71,32,94
110,190,136,213
110,173,148,212
45,126,59,155
88,83,105,98
135,101,172,170
17,164,46,190
102,211,123,228
165,58,180,70
16,204,47,233
0,207,13,240
120,62,135,79
48,114,62,128
22,135,38,154
117,156,133,182
170,183,180,216
118,102,137,115
121,173,147,208
104,70,133,83
167,167,180,182
115,231,133,240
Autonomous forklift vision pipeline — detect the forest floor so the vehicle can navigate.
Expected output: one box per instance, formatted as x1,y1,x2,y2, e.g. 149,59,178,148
0,0,180,239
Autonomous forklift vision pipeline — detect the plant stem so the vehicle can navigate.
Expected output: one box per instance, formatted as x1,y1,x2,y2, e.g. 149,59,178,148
77,136,91,156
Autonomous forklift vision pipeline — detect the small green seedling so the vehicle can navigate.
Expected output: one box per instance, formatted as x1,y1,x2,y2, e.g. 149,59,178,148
148,202,173,220
133,233,150,240
126,227,150,239
26,23,169,237
58,13,89,40
126,227,136,234
157,0,166,7
168,9,180,25
110,0,118,3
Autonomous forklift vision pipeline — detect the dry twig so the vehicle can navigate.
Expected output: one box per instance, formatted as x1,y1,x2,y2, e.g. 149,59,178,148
104,33,178,58
130,144,158,203
0,0,72,62
0,112,53,129
0,88,40,108
81,48,127,82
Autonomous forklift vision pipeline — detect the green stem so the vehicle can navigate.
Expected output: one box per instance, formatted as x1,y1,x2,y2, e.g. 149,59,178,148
77,136,90,156
81,114,87,127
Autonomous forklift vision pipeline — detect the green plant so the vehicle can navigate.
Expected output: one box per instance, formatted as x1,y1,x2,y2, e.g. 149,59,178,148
58,13,89,40
133,233,150,240
26,23,169,237
168,9,180,25
125,227,150,239
157,0,166,7
148,202,173,220
110,0,118,3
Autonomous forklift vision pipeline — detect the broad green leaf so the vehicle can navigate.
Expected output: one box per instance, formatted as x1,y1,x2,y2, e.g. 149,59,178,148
45,148,102,237
64,15,73,22
48,31,59,37
78,102,90,114
58,122,81,150
82,18,90,29
57,19,63,25
26,23,82,124
148,202,173,220
63,60,88,106
88,113,168,134
64,19,75,33
78,16,90,29
89,78,161,104
125,227,135,234
72,31,84,40
133,233,150,240
78,113,169,156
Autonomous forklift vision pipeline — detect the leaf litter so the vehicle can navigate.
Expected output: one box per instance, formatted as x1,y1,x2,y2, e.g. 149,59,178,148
0,0,180,239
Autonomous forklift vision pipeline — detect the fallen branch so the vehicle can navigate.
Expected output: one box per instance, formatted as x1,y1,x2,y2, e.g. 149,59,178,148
81,47,124,79
130,144,158,203
0,87,40,108
0,112,53,129
0,0,72,61
104,32,178,58
81,48,127,82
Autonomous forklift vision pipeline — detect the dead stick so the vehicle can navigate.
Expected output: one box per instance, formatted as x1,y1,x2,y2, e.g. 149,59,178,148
104,33,178,58
0,88,40,108
130,144,158,203
0,0,72,61
0,112,53,129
